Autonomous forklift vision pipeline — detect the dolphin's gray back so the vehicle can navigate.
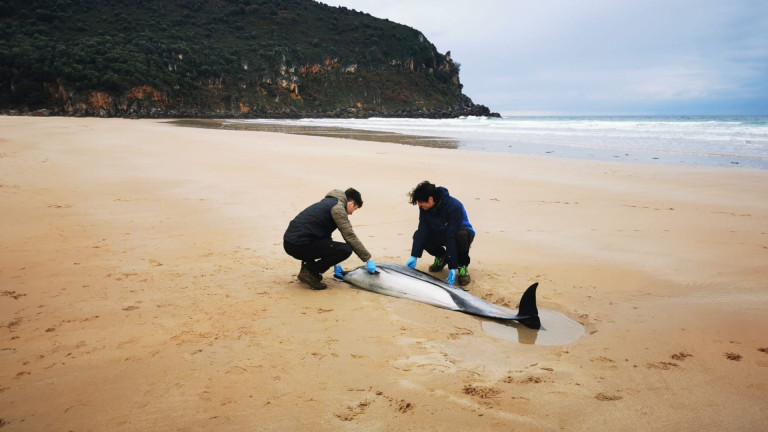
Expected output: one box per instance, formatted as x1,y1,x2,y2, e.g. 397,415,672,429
341,263,536,322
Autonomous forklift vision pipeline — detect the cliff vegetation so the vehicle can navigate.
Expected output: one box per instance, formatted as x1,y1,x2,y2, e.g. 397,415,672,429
0,0,498,118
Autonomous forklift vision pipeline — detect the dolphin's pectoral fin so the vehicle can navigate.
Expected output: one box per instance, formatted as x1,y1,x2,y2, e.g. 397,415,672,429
334,269,380,281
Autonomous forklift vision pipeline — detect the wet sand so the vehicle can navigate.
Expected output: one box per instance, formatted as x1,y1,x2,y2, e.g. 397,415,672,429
1,116,767,430
169,118,460,149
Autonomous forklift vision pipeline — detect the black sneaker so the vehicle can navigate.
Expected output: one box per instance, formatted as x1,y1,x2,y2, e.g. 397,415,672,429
428,255,447,272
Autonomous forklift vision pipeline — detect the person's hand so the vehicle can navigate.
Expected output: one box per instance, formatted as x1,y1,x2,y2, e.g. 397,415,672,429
406,256,417,269
446,269,456,285
334,264,344,278
366,260,377,274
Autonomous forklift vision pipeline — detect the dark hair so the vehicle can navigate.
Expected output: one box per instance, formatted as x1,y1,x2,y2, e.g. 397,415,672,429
408,181,439,205
345,188,363,207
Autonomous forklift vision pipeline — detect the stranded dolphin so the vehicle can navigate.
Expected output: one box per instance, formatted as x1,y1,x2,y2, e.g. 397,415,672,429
335,263,541,329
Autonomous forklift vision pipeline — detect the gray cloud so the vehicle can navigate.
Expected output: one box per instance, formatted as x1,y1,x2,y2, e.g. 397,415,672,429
320,0,768,114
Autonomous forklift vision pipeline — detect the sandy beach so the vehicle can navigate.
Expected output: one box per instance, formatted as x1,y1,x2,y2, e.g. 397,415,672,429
1,116,767,431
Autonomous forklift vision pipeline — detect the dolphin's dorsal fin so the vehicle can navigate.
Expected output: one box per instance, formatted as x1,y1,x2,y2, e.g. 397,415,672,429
518,283,539,317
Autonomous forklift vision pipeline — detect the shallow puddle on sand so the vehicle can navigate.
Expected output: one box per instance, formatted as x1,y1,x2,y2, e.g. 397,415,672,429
481,310,585,345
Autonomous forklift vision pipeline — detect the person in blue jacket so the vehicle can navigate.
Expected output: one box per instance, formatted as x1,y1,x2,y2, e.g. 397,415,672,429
405,181,475,287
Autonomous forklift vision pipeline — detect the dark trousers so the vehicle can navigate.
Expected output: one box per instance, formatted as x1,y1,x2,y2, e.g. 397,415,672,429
418,227,475,267
284,239,352,274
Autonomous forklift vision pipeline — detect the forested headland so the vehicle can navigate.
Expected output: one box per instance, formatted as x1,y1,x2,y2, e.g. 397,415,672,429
0,0,498,118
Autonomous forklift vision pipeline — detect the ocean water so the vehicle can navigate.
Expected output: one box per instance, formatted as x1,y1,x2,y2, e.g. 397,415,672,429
237,115,768,169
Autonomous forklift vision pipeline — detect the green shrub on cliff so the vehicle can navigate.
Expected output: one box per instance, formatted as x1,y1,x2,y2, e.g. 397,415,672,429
0,0,492,117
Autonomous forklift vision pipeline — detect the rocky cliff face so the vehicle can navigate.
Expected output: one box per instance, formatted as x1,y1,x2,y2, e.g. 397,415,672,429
0,0,499,118
15,63,495,119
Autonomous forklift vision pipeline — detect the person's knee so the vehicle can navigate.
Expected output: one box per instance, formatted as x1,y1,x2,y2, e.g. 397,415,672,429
456,228,474,251
283,241,303,261
336,243,352,260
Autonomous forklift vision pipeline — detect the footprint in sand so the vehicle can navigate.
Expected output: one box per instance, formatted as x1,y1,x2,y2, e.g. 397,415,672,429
502,374,548,385
334,389,414,421
1,290,26,300
391,352,454,373
462,383,501,405
595,392,623,401
757,348,768,367
334,399,373,421
646,361,679,370
670,351,693,361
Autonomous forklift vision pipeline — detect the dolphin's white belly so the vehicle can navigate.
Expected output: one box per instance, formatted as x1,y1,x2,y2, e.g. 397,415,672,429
342,266,460,310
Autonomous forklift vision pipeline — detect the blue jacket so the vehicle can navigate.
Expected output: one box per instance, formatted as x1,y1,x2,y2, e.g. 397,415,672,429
410,187,474,269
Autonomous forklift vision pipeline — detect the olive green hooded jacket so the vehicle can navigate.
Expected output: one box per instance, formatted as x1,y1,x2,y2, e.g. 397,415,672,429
283,189,371,262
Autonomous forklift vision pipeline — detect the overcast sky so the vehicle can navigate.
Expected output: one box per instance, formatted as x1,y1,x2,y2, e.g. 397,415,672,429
319,0,768,116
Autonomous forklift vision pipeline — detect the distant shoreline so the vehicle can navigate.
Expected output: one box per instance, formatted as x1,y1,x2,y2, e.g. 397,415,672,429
169,116,768,170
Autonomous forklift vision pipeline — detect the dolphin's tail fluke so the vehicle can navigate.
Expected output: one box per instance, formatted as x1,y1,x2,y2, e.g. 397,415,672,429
517,283,541,329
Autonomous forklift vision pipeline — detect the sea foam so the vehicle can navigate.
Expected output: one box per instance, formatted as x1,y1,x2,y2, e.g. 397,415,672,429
237,115,768,169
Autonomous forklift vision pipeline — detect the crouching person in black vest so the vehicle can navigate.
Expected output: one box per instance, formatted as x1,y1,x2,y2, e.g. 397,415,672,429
283,188,376,290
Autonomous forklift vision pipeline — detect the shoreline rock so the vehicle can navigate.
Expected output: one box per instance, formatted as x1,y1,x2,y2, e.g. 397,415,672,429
1,104,501,119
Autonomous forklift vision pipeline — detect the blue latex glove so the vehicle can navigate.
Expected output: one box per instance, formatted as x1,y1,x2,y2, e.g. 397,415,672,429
406,256,417,269
446,269,457,285
366,260,377,274
334,264,344,278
